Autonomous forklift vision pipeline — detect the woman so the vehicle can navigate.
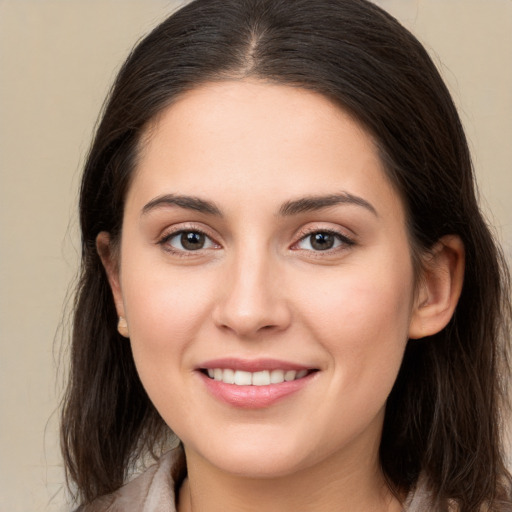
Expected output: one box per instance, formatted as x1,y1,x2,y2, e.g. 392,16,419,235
61,0,512,510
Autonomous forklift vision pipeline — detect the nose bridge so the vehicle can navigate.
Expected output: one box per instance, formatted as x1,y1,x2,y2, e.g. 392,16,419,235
213,240,290,337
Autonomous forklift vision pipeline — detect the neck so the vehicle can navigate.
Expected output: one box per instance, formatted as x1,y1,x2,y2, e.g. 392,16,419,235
177,441,403,512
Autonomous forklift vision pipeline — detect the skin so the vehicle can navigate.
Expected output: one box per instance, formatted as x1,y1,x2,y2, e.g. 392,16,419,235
98,80,464,512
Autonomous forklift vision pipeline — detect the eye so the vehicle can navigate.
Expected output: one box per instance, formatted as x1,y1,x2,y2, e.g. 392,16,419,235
295,231,354,251
161,230,218,252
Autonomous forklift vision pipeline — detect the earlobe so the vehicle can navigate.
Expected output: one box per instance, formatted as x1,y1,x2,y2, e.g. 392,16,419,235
96,231,126,320
408,235,465,340
117,316,130,338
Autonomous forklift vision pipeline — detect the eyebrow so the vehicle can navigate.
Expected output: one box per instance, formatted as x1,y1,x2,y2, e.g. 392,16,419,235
278,193,377,217
141,192,377,218
142,194,222,216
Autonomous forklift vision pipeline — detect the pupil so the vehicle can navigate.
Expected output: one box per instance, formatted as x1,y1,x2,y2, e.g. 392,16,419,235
311,233,334,250
181,231,205,250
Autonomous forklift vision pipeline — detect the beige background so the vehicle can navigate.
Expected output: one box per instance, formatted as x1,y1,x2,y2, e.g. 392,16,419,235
1,1,511,510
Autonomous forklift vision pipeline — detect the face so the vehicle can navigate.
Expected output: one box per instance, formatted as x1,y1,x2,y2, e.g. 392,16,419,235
107,80,421,479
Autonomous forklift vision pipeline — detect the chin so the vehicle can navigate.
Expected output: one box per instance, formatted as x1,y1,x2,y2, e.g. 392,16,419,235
209,451,308,479
183,428,326,479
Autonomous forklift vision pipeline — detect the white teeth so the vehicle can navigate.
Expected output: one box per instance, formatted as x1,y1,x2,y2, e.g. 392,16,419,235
270,369,285,384
252,370,270,386
284,370,297,381
234,370,252,385
223,368,235,384
205,368,309,385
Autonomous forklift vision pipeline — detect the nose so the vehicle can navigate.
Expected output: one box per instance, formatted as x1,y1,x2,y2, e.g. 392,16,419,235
212,249,292,339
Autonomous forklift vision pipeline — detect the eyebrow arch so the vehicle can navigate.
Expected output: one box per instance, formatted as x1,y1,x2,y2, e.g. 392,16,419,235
141,194,223,216
278,193,378,217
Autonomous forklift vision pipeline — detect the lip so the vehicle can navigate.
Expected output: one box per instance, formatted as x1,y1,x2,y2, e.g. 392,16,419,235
196,358,318,409
196,358,311,372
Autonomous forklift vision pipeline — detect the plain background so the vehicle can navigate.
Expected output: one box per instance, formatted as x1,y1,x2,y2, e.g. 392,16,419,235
1,1,511,510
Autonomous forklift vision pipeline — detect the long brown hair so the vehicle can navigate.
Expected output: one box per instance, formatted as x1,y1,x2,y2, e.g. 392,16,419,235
61,0,512,509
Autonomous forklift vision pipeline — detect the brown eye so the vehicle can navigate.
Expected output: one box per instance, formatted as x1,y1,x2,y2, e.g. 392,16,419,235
180,231,206,250
161,230,217,252
295,230,354,252
309,232,335,251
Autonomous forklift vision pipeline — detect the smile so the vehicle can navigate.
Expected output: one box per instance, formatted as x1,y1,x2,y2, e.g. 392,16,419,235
197,360,318,408
205,368,310,386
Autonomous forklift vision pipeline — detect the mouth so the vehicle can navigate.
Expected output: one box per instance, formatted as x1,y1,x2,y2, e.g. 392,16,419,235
200,368,315,386
196,359,319,408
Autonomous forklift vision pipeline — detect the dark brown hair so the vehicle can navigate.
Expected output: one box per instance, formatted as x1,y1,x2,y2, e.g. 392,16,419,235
61,0,512,509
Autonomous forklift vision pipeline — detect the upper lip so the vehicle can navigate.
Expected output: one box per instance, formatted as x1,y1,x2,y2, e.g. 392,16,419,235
197,358,314,372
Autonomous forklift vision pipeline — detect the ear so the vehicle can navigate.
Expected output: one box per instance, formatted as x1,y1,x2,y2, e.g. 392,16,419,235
408,235,465,340
96,231,127,332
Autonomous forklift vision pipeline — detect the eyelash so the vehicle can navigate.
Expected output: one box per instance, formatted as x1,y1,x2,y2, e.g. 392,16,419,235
157,226,355,256
157,226,220,256
292,228,355,254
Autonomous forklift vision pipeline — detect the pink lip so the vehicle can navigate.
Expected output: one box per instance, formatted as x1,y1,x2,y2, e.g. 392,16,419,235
197,358,310,372
195,358,318,409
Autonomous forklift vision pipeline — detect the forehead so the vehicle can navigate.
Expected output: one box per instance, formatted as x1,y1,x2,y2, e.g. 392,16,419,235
128,80,402,221
142,79,375,163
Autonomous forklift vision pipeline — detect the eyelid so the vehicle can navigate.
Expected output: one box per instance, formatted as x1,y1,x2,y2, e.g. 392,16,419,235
157,222,222,253
291,224,356,252
155,222,355,255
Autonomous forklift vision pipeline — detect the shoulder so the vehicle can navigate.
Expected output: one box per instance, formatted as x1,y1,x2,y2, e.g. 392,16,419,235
403,474,450,512
403,474,433,512
403,475,512,512
76,448,182,512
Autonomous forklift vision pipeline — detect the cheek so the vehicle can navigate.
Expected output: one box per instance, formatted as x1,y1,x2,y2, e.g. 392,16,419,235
297,259,414,385
119,257,217,381
293,265,414,445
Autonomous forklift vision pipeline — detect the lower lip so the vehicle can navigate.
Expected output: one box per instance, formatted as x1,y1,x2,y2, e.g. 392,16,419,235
199,371,316,409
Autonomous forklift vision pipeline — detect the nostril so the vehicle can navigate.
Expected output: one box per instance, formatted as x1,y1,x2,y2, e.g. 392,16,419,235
212,293,292,337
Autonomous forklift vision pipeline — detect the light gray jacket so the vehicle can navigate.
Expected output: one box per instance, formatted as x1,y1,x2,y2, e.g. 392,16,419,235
78,448,436,511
